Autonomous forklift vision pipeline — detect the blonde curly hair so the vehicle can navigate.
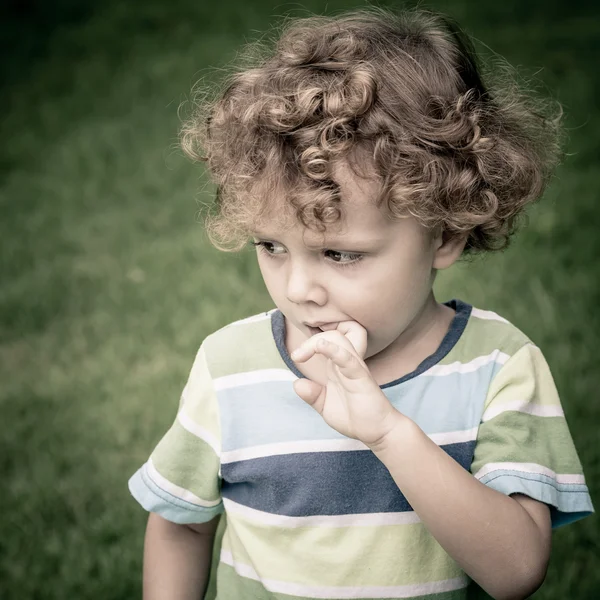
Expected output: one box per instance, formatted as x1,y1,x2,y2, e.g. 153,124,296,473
180,6,563,255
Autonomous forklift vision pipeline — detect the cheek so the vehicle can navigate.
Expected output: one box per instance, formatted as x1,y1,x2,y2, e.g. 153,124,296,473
347,263,428,321
261,270,282,295
256,259,281,292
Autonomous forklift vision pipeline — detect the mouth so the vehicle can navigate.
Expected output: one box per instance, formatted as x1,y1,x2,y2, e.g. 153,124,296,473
305,322,340,336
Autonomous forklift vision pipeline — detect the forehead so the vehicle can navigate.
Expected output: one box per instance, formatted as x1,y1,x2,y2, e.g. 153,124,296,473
251,159,391,243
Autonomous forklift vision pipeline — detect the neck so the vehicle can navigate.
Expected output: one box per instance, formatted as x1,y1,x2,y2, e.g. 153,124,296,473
366,293,453,375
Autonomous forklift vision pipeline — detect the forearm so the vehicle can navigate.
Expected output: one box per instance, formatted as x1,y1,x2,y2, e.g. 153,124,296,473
370,413,548,600
143,512,215,600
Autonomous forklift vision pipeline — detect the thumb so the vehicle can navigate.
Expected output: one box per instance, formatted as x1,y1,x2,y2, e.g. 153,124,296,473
293,377,324,408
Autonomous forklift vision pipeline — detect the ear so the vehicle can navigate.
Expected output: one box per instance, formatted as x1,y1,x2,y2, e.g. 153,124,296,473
432,230,468,270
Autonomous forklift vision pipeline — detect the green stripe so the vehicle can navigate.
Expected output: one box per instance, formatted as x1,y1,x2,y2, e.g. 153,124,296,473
471,411,584,476
205,307,533,378
483,343,560,410
441,314,529,365
178,345,221,438
205,313,286,378
151,419,221,501
214,561,471,600
219,515,462,587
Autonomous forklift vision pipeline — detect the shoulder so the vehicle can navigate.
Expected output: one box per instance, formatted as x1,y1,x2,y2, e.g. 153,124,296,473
200,308,282,379
460,304,559,410
458,302,534,362
435,301,537,394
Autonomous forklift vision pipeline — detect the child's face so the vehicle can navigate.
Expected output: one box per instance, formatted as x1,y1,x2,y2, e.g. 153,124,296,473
251,161,459,362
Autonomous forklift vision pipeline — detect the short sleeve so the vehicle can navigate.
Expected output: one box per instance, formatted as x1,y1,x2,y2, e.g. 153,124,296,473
470,342,594,528
128,342,224,524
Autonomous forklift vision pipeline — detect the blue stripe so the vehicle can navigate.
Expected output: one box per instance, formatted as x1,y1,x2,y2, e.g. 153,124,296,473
217,367,495,452
221,441,476,516
477,469,594,528
128,465,224,524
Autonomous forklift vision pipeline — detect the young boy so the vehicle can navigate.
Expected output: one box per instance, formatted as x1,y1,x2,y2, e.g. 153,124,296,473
129,6,594,599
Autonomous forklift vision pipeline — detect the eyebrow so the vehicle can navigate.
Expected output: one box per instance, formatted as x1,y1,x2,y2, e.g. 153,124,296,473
250,231,380,248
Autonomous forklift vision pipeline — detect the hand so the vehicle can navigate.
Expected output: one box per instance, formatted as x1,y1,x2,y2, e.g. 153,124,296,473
291,321,400,446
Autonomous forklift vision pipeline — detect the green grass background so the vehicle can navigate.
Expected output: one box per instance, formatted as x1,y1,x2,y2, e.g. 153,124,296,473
1,0,598,598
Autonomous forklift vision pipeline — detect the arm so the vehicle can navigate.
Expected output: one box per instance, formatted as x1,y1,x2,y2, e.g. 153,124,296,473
143,512,220,600
370,413,552,600
290,324,554,600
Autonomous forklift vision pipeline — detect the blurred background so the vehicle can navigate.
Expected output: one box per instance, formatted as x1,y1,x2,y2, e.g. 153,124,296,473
1,0,598,598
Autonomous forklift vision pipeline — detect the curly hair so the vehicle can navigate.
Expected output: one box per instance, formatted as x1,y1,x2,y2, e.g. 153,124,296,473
180,5,564,256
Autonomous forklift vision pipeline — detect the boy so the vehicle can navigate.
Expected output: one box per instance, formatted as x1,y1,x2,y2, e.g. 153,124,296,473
129,6,594,599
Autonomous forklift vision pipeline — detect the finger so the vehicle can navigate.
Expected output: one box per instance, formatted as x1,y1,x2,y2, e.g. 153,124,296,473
314,339,365,380
334,321,368,359
291,331,349,363
291,325,365,364
290,343,317,363
293,378,325,412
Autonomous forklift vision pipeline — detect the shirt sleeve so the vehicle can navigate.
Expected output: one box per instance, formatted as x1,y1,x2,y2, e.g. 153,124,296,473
128,342,223,524
470,342,594,528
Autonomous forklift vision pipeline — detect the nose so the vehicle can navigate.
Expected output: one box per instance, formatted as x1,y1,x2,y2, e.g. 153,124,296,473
285,259,327,305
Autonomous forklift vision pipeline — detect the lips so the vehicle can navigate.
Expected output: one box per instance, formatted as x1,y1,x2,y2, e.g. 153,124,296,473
305,322,338,335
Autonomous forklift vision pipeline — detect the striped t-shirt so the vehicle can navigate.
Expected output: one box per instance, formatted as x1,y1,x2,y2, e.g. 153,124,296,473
129,299,594,599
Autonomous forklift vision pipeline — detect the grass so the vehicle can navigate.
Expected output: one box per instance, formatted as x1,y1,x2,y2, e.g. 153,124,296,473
1,0,598,598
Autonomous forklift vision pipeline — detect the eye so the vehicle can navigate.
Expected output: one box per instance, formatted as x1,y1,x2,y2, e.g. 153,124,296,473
250,241,364,268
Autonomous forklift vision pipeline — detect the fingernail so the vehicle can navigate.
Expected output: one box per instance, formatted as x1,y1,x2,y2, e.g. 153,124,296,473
291,349,301,360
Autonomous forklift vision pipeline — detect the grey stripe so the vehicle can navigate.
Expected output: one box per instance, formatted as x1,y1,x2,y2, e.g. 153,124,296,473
221,441,476,516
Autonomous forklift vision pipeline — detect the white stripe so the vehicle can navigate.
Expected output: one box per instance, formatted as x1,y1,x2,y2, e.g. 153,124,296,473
424,350,509,376
223,497,421,528
482,400,564,422
177,409,221,456
470,307,510,324
473,461,587,485
221,438,367,463
220,549,468,598
221,428,478,464
429,426,478,446
214,368,294,391
145,458,221,508
214,351,509,392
